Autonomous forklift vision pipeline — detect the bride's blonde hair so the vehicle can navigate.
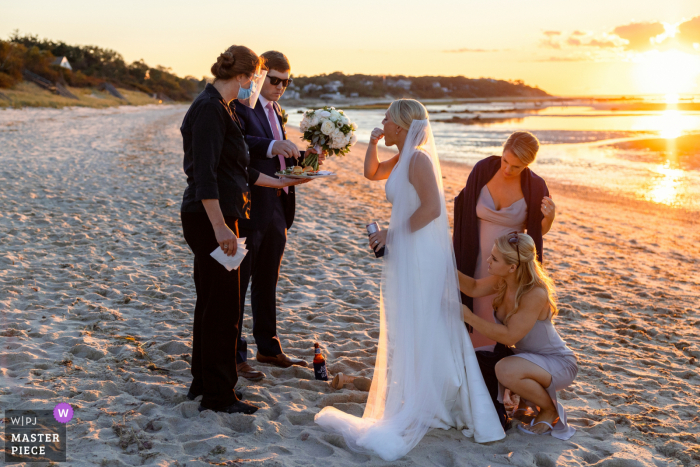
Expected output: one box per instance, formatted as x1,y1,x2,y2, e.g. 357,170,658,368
388,99,428,130
492,233,558,324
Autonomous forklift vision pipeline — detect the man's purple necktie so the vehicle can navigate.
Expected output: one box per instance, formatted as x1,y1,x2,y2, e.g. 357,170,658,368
265,101,287,194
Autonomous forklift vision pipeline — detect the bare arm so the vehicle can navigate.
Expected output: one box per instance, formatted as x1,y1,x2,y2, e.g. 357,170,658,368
407,153,441,232
462,287,547,346
458,271,501,298
364,127,400,181
201,199,238,256
254,173,311,188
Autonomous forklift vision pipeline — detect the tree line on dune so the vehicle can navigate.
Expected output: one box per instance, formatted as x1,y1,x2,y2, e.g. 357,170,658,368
0,32,550,102
291,72,550,99
0,32,206,101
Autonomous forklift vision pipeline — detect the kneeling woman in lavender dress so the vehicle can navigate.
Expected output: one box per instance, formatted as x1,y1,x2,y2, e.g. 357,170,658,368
459,232,578,439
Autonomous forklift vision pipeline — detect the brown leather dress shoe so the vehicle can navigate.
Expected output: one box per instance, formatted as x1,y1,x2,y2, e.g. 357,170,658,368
236,362,265,381
256,352,308,368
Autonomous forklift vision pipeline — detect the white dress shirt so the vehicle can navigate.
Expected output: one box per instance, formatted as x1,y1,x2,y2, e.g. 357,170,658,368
258,94,284,158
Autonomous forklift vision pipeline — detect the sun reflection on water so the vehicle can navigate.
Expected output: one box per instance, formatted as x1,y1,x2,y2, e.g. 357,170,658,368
643,163,686,206
657,110,684,139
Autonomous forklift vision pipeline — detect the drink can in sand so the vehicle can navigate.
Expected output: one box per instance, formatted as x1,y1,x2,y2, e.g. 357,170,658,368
366,222,386,258
313,343,328,381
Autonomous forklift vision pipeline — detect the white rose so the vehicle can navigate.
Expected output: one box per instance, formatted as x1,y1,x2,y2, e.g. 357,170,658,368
300,119,310,132
309,115,320,127
319,110,331,118
331,129,348,148
350,133,358,145
321,120,335,135
350,122,358,130
340,116,349,125
330,110,341,122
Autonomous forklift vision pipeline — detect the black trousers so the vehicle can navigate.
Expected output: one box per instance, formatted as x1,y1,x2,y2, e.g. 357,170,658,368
181,211,241,409
236,198,286,362
475,343,515,431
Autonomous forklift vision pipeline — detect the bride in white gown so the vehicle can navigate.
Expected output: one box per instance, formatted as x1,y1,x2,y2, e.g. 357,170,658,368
315,99,505,461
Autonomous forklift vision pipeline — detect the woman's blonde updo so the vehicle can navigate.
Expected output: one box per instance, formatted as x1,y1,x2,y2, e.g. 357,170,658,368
211,45,263,82
388,99,429,130
503,131,540,166
492,233,557,323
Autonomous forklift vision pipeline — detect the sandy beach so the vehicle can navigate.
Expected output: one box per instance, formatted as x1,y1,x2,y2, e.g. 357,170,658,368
1,105,699,466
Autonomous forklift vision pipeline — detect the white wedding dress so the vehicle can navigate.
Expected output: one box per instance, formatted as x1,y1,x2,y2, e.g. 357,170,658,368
315,119,505,461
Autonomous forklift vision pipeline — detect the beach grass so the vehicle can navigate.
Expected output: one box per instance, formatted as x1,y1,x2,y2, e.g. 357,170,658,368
0,82,185,109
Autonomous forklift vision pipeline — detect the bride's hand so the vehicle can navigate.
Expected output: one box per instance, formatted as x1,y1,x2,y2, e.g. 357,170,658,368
368,229,388,252
369,128,384,145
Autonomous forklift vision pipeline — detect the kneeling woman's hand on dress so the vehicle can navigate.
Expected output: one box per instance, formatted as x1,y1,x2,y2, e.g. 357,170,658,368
369,229,388,252
462,304,475,325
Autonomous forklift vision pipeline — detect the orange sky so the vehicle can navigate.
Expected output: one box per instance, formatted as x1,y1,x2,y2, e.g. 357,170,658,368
2,0,700,96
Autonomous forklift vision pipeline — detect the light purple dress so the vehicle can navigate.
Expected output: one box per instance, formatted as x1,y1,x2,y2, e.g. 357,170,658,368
472,185,527,349
494,311,578,440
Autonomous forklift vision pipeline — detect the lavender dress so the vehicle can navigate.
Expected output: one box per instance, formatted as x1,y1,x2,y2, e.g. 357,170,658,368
494,311,578,440
472,185,527,349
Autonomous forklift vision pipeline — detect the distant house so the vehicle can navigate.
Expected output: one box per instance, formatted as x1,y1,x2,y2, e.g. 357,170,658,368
302,83,323,93
281,90,300,100
319,92,345,100
361,80,374,87
432,82,441,88
323,80,343,92
52,57,72,71
386,79,412,90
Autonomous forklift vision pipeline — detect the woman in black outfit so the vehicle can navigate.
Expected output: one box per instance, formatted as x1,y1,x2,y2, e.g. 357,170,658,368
180,45,308,414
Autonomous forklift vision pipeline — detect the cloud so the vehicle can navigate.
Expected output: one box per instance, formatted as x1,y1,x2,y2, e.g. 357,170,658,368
612,21,665,51
443,48,498,53
534,56,585,62
567,37,581,46
678,16,700,45
588,38,617,48
572,30,586,36
540,31,562,49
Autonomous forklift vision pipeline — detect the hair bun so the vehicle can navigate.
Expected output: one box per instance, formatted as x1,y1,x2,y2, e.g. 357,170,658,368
210,45,262,81
219,51,235,67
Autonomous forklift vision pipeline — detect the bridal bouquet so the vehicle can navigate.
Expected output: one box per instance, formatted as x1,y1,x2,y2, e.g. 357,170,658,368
299,106,358,170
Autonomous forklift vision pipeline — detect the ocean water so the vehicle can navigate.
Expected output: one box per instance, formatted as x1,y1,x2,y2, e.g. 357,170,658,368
286,100,700,212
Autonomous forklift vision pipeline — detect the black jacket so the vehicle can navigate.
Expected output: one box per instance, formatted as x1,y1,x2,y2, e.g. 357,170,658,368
231,99,302,230
454,155,549,311
181,84,260,218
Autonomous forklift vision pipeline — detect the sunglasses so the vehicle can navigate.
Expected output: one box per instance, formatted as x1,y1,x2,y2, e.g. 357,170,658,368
507,231,521,267
268,76,293,87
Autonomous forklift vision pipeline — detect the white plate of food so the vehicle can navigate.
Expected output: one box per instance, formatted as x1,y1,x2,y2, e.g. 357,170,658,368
275,168,337,179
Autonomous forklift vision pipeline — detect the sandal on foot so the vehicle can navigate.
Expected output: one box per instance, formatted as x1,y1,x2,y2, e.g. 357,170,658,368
518,419,554,436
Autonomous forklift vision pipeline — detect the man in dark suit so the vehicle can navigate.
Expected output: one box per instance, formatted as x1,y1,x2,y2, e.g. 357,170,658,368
231,51,322,379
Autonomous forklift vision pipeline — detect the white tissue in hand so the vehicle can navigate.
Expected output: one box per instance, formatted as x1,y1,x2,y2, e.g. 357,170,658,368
210,242,248,271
